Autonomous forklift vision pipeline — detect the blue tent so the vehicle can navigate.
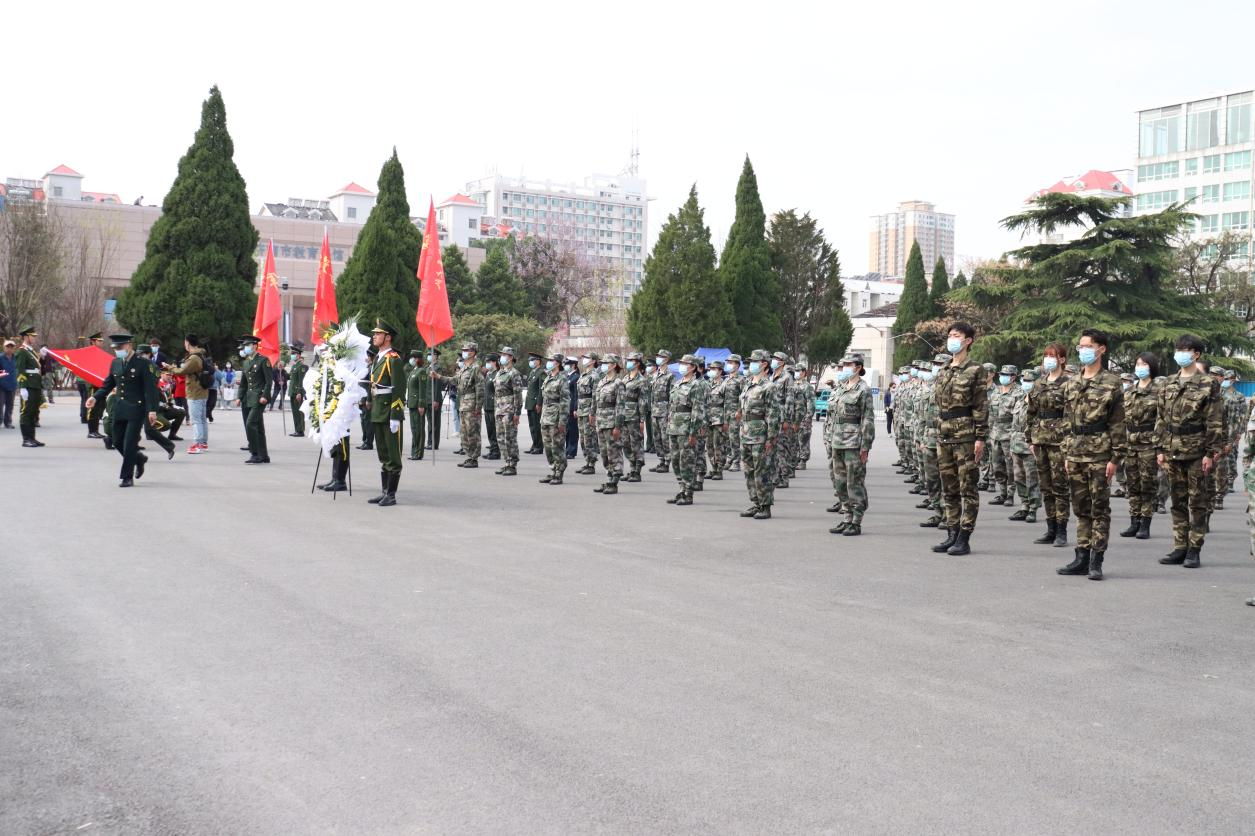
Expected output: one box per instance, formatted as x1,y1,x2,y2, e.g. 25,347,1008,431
667,347,733,378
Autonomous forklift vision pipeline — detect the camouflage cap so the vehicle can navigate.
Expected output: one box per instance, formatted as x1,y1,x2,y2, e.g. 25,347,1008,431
726,353,742,364
847,353,865,366
897,365,910,374
772,350,789,362
1209,365,1226,375
460,341,478,352
498,345,515,358
750,349,772,362
933,353,952,364
981,362,997,372
839,355,858,365
1224,369,1238,379
626,351,644,362
999,364,1019,376
1022,369,1039,381
656,349,672,360
548,351,564,362
679,353,700,365
912,360,929,369
603,352,621,366
708,359,724,369
582,351,601,362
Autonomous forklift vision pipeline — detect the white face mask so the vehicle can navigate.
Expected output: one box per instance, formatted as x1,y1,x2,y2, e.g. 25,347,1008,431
545,360,555,371
115,348,129,359
486,362,496,371
529,359,538,368
409,359,417,367
655,356,666,366
241,346,253,357
599,363,609,374
461,351,470,360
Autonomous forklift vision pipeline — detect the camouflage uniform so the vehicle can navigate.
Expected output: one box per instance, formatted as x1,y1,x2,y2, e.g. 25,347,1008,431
538,355,570,484
978,363,997,488
493,347,525,474
738,350,780,518
621,353,648,481
1119,375,1161,533
649,351,673,471
722,355,744,471
1026,365,1072,544
912,364,932,488
1215,373,1246,508
933,357,989,547
796,367,815,468
1060,367,1125,567
667,355,705,504
593,355,626,493
987,369,1017,504
824,357,875,531
693,361,709,486
916,356,947,526
1242,407,1255,596
770,352,795,488
893,368,912,469
705,362,729,480
1008,371,1040,519
454,343,485,466
1156,369,1225,558
576,354,601,472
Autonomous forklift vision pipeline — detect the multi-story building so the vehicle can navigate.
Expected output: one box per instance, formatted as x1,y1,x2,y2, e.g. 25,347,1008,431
868,200,955,280
843,274,903,317
1023,169,1135,244
462,172,649,304
435,193,485,250
1135,89,1255,266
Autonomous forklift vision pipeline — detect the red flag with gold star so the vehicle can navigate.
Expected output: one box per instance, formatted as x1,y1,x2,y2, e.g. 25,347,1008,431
415,199,453,347
253,239,282,362
311,228,339,345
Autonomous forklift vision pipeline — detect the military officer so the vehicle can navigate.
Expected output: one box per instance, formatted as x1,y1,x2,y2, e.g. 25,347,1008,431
825,354,875,536
426,347,445,450
236,335,273,464
524,351,544,454
574,351,601,475
592,353,626,494
538,352,570,484
14,326,44,447
358,345,377,451
288,343,308,436
311,333,351,493
482,352,500,460
493,346,525,476
80,331,108,439
1056,329,1125,581
1118,353,1161,540
1155,335,1225,569
86,334,159,486
621,351,649,482
738,349,780,519
666,354,704,506
1008,369,1041,523
649,350,674,472
364,319,405,506
405,350,428,460
931,321,989,557
722,354,744,472
1026,342,1071,547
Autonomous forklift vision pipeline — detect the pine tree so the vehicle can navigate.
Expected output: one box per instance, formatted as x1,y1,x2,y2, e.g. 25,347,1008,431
627,185,734,355
929,256,950,308
116,86,258,357
469,244,527,316
334,149,423,353
951,270,968,290
441,244,477,317
892,241,932,367
719,156,783,352
768,209,848,360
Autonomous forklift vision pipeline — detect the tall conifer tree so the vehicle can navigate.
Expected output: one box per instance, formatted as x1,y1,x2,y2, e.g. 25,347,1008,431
892,241,931,367
719,156,782,351
929,256,950,308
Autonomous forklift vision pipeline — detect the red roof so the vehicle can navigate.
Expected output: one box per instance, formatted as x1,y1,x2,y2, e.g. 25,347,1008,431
83,191,122,204
46,164,83,177
334,181,373,195
1027,169,1133,202
439,192,481,208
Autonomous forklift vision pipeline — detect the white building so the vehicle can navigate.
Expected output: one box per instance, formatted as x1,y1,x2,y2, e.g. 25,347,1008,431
1023,169,1135,244
463,172,649,304
436,193,484,250
1134,89,1254,265
848,302,898,397
844,274,903,317
868,200,955,279
258,181,377,225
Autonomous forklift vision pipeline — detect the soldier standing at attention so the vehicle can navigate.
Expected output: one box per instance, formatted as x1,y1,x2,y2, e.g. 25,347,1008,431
1242,407,1255,606
426,348,445,451
914,355,947,528
1056,329,1125,581
86,334,159,487
769,351,795,489
621,352,648,482
642,358,655,455
14,326,44,447
236,335,272,464
538,352,570,484
1222,370,1246,501
666,354,704,506
492,346,524,476
796,361,816,470
1118,353,1161,540
482,353,500,461
931,321,989,557
593,354,626,494
1007,368,1040,523
692,356,709,491
1027,342,1071,547
357,344,376,451
704,360,728,481
738,350,779,520
825,354,875,536
722,354,744,472
1155,335,1225,569
524,351,545,455
405,350,427,460
575,352,601,475
288,344,308,437
1214,367,1245,509
451,341,484,468
987,365,1018,507
365,320,405,506
649,350,673,473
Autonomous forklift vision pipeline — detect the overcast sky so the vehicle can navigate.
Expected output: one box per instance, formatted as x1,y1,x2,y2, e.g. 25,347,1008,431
6,0,1253,276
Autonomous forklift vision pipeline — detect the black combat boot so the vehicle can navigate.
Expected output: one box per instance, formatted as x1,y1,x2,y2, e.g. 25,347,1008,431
322,459,348,492
842,521,862,536
602,477,619,495
500,465,517,476
368,473,387,504
1135,516,1151,540
1057,548,1090,575
827,502,842,513
740,506,759,518
379,473,398,506
1183,547,1201,569
932,528,958,553
1025,510,1037,523
1088,551,1104,580
1160,547,1187,565
1119,516,1139,537
830,519,851,534
1052,520,1069,547
674,492,693,506
753,505,771,519
1008,508,1028,521
919,514,941,528
947,529,971,556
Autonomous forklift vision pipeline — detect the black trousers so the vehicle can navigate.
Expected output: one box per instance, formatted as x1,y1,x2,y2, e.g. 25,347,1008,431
206,389,217,421
112,416,149,480
565,412,579,457
527,407,541,450
484,408,498,455
427,406,441,449
0,388,13,427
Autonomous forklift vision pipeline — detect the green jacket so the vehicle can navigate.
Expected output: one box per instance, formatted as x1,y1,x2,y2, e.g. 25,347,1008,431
934,358,989,444
93,354,159,420
369,349,405,422
240,354,273,409
483,369,497,413
738,375,780,445
540,369,569,426
289,361,308,398
14,344,42,389
594,375,625,430
824,379,875,451
667,376,704,436
405,364,430,409
525,365,543,410
493,366,525,416
1061,368,1125,462
1155,371,1224,461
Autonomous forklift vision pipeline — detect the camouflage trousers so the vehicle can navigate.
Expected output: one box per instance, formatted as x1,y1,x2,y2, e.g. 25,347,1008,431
726,416,741,466
707,424,726,477
979,441,993,484
1157,467,1171,508
495,411,519,465
459,409,481,462
915,436,928,482
772,429,794,485
937,441,979,532
579,415,599,465
829,447,867,521
1166,457,1213,549
922,445,941,508
1067,459,1112,552
1033,443,1070,524
623,418,644,471
696,428,708,479
670,433,696,495
990,438,1012,496
651,415,670,463
1114,461,1127,492
896,428,911,465
799,422,813,463
742,441,774,508
1245,461,1255,557
1010,450,1041,511
1124,448,1158,518
542,421,567,477
597,427,623,481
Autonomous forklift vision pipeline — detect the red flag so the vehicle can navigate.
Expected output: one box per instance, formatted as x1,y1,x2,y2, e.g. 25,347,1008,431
46,345,115,388
311,228,339,345
415,199,454,347
253,239,282,362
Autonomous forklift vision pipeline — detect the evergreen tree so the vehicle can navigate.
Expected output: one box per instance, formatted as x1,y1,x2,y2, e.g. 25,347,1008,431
507,236,562,326
929,256,950,308
719,156,783,352
117,86,258,357
768,209,847,359
951,270,968,290
442,244,477,317
469,244,527,316
451,313,550,361
334,149,422,353
891,241,931,367
627,185,734,355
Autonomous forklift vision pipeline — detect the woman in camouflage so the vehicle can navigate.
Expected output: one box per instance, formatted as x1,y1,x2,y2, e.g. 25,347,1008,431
593,354,626,495
620,352,648,483
1119,352,1161,540
825,355,875,536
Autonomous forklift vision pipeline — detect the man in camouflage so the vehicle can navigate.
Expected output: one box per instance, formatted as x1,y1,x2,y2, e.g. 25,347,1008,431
722,354,744,472
893,367,913,473
1056,329,1125,581
1008,369,1041,523
738,349,779,519
796,359,815,470
592,353,626,494
769,351,795,489
538,352,570,485
621,352,649,481
692,357,709,490
1026,342,1071,547
450,341,484,468
931,321,989,557
649,350,673,472
1118,355,1161,540
914,354,947,528
575,352,601,475
977,362,998,490
1214,367,1246,509
666,354,704,505
1155,335,1225,569
825,354,875,536
492,346,525,476
705,359,729,481
1242,404,1255,607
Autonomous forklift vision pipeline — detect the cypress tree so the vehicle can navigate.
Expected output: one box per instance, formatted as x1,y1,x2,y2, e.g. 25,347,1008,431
469,244,527,316
442,244,477,317
719,156,783,352
627,185,733,355
929,256,950,309
892,241,931,367
117,85,258,357
952,270,968,290
334,149,422,353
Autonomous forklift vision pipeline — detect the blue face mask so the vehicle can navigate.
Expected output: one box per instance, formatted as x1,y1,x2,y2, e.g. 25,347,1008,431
1174,351,1195,368
528,359,537,368
1042,356,1058,372
749,361,762,375
705,370,717,379
1222,379,1232,388
545,360,555,371
920,370,934,382
946,337,964,354
770,359,780,370
655,356,666,366
241,345,253,357
115,349,128,359
1077,347,1098,366
1020,381,1034,392
999,374,1012,386
626,360,636,370
599,363,609,374
1134,366,1150,379
836,368,854,382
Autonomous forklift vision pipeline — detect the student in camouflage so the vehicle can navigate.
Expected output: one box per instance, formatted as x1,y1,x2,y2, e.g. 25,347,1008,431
931,322,989,557
1056,329,1125,581
592,353,626,494
977,363,998,490
738,349,780,520
1118,353,1161,539
769,351,795,489
492,346,525,476
1222,370,1246,502
452,341,484,468
915,354,947,528
1155,336,1226,568
796,361,815,470
1215,367,1246,509
1008,369,1040,523
574,352,601,475
987,365,1018,506
722,354,744,472
825,354,875,536
705,360,729,481
1242,405,1255,607
1026,342,1071,546
649,350,673,473
620,352,648,482
692,357,709,490
666,354,704,505
538,353,570,485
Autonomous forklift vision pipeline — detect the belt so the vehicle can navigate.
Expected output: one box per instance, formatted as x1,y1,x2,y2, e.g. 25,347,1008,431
1072,422,1109,435
1169,422,1204,435
940,407,972,420
747,411,765,419
1038,409,1064,419
373,386,394,394
673,406,692,413
1129,421,1156,433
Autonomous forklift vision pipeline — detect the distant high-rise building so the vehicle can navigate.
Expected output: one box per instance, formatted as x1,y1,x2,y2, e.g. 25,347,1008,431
868,200,955,279
463,172,649,304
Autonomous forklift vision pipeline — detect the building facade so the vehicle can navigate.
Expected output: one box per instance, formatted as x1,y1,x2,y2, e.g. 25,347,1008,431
868,200,955,279
1024,169,1135,244
843,274,903,317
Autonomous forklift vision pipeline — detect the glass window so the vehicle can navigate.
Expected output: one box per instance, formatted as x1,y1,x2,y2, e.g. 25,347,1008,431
1139,107,1181,156
1203,155,1222,173
1200,214,1220,233
1135,190,1178,211
1185,158,1198,175
1224,181,1251,202
1202,184,1221,203
1223,211,1249,230
1227,92,1253,145
1185,187,1198,202
1137,161,1179,181
1224,150,1252,170
1187,98,1221,149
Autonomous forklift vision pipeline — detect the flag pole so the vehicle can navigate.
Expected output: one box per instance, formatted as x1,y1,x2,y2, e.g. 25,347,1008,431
311,447,323,494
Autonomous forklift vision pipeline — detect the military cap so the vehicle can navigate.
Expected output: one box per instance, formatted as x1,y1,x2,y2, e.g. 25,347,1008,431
626,351,644,362
725,353,742,364
369,319,397,337
148,337,162,346
19,326,38,337
1224,369,1238,379
749,349,772,362
603,352,622,367
409,349,423,358
912,360,929,368
108,333,134,347
1208,365,1226,375
461,340,478,352
839,355,858,365
87,331,103,341
655,349,672,360
498,345,516,359
772,350,790,361
1120,372,1135,382
290,340,305,351
238,335,260,344
981,362,997,372
527,350,542,359
999,364,1019,376
933,353,952,364
897,365,910,374
847,353,865,366
137,345,153,356
581,351,601,362
1022,369,1039,381
483,353,499,363
680,353,700,365
548,351,564,362
708,359,724,369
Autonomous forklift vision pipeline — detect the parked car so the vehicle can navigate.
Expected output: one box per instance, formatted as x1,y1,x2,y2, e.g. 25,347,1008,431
814,388,831,420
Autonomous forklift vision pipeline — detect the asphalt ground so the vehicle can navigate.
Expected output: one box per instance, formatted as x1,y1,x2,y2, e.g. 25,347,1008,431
2,402,1253,834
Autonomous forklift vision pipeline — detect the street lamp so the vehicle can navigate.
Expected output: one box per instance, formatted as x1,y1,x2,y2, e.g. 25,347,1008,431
280,280,291,345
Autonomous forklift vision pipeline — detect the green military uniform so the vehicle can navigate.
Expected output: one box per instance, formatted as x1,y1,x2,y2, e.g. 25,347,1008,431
738,349,780,519
796,363,815,468
1241,404,1255,604
915,356,948,527
1118,373,1161,539
769,353,795,488
1155,367,1224,564
1026,363,1071,545
593,354,626,494
667,354,704,505
575,353,601,472
453,342,484,467
824,355,875,535
238,336,273,463
92,334,160,485
367,320,405,506
289,351,308,436
932,353,989,556
649,351,674,471
643,360,655,455
1215,370,1245,509
987,368,1017,504
427,349,446,450
525,353,544,453
482,356,499,459
405,351,428,459
692,359,709,486
1058,363,1125,579
538,353,570,484
14,329,44,447
492,347,525,475
722,356,744,471
705,362,729,481
1007,370,1040,522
